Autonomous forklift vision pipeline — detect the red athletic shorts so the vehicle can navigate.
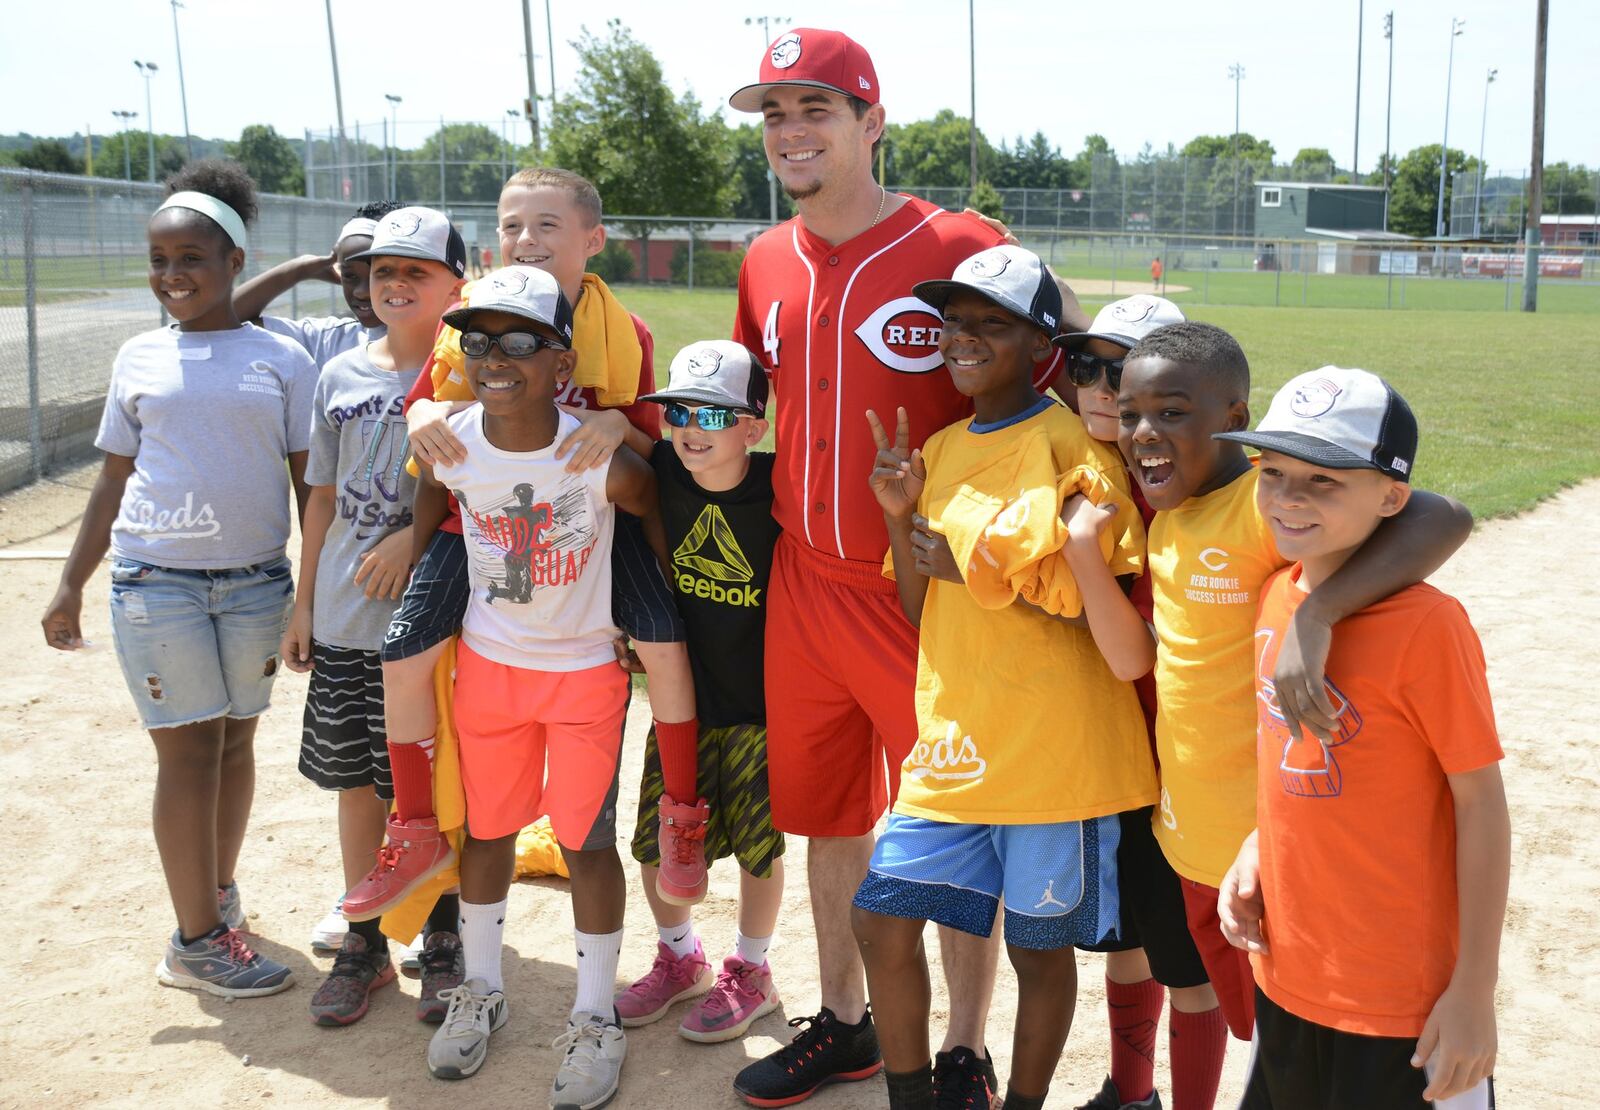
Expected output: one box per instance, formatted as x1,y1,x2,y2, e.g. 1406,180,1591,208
764,533,919,838
1181,877,1257,1040
453,642,629,847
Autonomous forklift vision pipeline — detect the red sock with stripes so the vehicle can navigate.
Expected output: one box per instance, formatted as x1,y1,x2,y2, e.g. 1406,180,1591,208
1107,975,1164,1104
654,718,700,804
1169,1004,1227,1110
388,739,436,822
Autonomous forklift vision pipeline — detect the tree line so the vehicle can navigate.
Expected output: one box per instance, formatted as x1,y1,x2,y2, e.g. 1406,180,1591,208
5,20,1593,239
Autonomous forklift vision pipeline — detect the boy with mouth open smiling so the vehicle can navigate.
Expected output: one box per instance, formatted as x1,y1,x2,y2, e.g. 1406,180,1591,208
411,265,659,1105
852,245,1156,1110
1115,323,1474,1053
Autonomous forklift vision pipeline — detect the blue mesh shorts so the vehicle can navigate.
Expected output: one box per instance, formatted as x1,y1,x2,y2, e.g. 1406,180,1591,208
853,812,1122,950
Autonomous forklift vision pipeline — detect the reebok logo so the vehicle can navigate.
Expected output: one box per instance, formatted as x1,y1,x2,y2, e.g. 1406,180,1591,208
673,504,762,608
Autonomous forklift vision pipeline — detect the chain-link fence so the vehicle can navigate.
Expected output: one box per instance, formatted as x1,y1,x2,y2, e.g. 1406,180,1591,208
1449,167,1600,241
305,119,534,206
0,169,354,538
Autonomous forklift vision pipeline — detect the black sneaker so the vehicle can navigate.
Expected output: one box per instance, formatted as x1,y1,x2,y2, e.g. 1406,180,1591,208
934,1045,999,1109
1075,1075,1163,1110
732,1006,883,1107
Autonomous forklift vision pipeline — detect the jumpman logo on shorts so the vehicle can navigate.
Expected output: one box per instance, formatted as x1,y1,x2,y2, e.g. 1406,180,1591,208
1034,881,1068,911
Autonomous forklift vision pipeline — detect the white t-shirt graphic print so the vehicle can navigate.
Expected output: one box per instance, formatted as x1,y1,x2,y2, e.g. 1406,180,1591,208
436,407,618,672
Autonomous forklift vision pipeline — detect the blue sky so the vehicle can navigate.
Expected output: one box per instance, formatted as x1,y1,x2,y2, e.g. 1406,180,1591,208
3,0,1594,174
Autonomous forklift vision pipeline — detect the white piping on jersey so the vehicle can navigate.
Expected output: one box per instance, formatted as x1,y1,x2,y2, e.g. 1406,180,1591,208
789,222,820,550
827,207,943,558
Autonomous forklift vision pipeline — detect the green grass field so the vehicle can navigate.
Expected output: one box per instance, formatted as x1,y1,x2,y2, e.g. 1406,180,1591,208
617,284,1600,520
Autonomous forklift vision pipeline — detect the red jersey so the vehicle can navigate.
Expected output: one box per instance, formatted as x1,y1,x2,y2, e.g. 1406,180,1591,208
402,312,660,534
733,195,1061,563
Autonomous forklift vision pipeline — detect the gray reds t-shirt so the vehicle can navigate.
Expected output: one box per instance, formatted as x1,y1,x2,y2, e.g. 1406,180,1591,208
304,344,420,650
263,314,385,371
96,323,317,569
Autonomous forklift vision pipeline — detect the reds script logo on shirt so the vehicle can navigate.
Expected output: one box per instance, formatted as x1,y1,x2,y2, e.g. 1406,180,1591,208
853,297,945,374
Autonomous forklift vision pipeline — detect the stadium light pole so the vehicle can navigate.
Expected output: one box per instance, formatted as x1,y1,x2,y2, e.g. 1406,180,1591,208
111,110,137,181
385,94,402,199
169,0,193,160
745,14,789,224
521,0,542,157
1229,63,1245,236
1353,0,1364,177
1474,68,1497,238
134,61,159,183
323,0,349,200
1436,17,1464,238
1382,12,1394,230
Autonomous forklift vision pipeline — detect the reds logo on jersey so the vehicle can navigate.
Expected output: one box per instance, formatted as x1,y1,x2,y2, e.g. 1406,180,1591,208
853,297,945,374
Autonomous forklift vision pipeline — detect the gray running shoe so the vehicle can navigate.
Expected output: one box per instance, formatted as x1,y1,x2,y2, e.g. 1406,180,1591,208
550,1009,627,1109
417,931,465,1023
217,883,246,931
155,927,294,999
427,977,508,1080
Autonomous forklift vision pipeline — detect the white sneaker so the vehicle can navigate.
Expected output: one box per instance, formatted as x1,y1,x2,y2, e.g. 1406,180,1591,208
396,933,424,979
550,1010,626,1109
309,899,347,953
427,977,508,1080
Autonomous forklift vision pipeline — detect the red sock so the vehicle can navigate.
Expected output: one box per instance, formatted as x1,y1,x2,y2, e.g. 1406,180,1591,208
654,718,699,805
1107,976,1164,1104
388,739,436,822
1169,1005,1227,1110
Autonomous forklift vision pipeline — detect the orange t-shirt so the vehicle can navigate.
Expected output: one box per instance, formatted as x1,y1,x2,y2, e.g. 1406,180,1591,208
1251,567,1502,1038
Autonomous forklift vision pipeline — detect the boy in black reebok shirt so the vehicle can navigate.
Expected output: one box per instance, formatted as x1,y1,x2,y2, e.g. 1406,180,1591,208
613,341,788,1046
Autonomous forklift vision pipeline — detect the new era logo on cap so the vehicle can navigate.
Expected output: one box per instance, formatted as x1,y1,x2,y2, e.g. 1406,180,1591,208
349,206,468,277
440,264,574,342
641,340,769,417
729,28,880,112
910,244,1063,335
1216,366,1418,480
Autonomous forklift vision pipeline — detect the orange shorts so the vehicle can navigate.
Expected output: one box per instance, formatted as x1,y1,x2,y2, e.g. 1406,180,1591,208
763,533,919,838
453,641,629,846
1181,877,1257,1040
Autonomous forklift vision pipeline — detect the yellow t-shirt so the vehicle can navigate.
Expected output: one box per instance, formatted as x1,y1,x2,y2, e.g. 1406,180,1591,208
1147,466,1288,885
892,404,1158,825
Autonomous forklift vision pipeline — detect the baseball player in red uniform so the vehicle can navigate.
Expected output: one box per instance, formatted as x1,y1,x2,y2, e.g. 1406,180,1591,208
725,28,1086,1109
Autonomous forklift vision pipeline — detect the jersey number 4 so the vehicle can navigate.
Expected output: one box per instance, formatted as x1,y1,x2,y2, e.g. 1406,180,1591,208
762,301,781,368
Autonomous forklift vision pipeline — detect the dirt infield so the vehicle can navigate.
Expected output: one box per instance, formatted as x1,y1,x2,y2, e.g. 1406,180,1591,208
4,480,1596,1107
1061,278,1191,298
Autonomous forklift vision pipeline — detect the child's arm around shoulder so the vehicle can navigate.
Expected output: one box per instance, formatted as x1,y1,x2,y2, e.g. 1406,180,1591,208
605,445,669,571
1278,490,1473,746
409,460,451,567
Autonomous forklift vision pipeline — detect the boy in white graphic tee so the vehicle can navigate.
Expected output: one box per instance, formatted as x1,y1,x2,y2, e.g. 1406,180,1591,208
411,266,660,1107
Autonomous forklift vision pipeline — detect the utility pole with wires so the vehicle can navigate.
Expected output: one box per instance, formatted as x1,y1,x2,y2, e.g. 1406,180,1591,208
521,0,542,157
1522,0,1548,312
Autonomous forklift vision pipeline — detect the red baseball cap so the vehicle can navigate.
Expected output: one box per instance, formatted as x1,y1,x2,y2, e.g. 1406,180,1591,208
729,28,880,113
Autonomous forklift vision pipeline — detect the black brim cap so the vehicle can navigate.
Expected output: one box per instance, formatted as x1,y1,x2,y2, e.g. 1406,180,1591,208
640,340,769,417
346,206,468,278
1214,367,1417,481
441,265,574,344
912,244,1062,335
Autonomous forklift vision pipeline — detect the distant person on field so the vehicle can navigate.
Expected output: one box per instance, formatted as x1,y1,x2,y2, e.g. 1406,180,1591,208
42,159,314,999
1218,368,1507,1110
1151,257,1163,290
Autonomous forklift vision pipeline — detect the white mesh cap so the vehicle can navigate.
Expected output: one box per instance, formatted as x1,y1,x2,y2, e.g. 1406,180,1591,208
1216,366,1418,480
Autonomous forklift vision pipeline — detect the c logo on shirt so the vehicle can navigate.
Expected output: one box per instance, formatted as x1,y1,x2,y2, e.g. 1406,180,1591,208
853,297,945,374
1199,547,1230,572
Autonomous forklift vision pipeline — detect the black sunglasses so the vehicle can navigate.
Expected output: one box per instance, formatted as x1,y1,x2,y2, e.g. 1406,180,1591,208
663,403,747,431
1067,350,1126,391
460,330,567,359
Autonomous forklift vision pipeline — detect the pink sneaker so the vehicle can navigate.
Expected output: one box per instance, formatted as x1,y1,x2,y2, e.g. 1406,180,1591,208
655,795,710,906
614,940,712,1027
679,955,780,1043
342,816,455,922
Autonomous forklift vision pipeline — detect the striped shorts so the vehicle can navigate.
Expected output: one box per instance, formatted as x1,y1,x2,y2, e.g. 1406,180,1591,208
297,641,391,799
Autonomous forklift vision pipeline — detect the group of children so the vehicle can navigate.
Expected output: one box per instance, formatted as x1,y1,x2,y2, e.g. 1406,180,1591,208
41,150,1507,1110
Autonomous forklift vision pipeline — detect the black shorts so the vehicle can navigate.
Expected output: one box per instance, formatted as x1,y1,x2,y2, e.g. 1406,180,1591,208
297,642,392,798
380,529,470,662
1242,988,1495,1110
610,511,685,645
1077,806,1209,989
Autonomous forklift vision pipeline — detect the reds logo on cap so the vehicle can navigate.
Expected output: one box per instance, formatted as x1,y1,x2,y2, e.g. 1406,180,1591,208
686,348,723,377
386,212,423,237
489,269,530,295
854,297,944,374
968,249,1011,278
729,28,881,112
1111,297,1160,324
1289,377,1343,419
771,31,802,69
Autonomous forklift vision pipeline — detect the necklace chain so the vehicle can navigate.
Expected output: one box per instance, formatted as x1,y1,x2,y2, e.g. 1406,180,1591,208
870,186,888,228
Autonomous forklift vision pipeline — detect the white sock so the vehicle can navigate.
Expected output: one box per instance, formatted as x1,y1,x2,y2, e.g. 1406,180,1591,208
459,898,508,993
735,930,772,966
573,928,624,1020
659,921,697,960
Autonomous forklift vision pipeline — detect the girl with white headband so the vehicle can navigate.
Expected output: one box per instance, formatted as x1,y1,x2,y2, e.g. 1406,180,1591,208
41,159,317,1000
234,200,404,372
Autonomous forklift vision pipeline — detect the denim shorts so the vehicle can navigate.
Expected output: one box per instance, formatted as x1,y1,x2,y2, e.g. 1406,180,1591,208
108,556,294,730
